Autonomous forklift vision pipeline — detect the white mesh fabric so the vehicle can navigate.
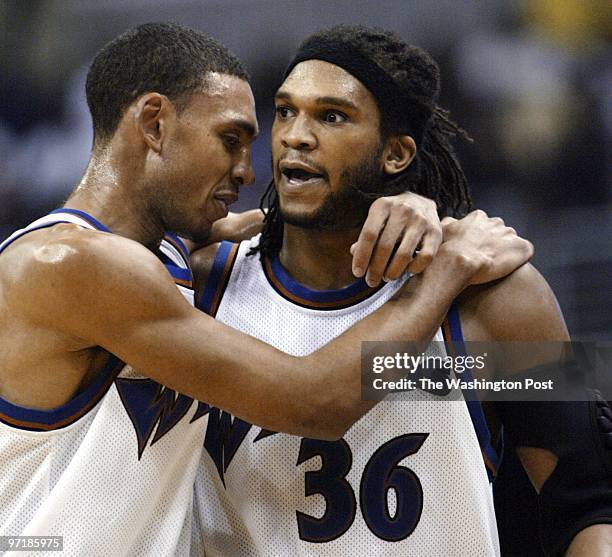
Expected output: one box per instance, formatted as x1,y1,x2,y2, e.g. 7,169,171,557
0,214,204,556
193,237,499,557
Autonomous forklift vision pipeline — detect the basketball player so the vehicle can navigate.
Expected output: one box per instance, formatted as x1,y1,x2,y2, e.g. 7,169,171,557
191,26,612,556
0,24,534,556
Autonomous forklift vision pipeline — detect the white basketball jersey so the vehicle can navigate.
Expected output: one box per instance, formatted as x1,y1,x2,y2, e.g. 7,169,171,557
0,209,206,556
193,236,500,557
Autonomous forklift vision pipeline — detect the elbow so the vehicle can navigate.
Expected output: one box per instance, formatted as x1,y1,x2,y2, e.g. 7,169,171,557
291,395,360,441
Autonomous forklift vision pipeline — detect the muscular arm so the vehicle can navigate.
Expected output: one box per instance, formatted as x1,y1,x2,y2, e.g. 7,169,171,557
459,266,611,556
12,229,472,440
180,210,264,253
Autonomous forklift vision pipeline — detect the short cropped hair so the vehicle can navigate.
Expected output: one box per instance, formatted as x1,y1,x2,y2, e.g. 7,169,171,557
86,22,249,146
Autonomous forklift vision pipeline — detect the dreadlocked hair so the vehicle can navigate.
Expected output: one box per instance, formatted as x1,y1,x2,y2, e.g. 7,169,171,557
254,178,284,259
252,25,473,260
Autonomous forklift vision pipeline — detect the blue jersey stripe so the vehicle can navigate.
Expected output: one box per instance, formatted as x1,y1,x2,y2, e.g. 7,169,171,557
261,254,384,310
446,304,501,481
198,241,237,315
0,221,72,255
163,232,190,263
0,355,122,431
165,264,192,283
50,208,112,232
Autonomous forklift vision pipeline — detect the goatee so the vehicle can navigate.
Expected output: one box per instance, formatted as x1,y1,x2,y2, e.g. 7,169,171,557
280,150,385,231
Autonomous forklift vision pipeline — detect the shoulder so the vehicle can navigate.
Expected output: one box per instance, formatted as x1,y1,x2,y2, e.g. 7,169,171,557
457,263,569,342
26,224,165,284
7,225,174,327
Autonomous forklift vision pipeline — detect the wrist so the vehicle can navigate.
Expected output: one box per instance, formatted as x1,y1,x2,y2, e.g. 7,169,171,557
423,246,476,292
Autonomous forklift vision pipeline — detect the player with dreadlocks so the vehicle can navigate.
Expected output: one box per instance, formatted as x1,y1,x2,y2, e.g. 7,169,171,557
191,25,611,557
254,25,473,262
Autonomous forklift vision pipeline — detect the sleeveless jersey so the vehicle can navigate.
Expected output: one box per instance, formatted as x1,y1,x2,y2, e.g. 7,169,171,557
0,209,207,556
192,236,501,557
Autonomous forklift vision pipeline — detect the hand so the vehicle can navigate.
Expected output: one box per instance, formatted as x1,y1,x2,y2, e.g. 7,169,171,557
439,210,534,285
350,192,442,287
182,210,264,253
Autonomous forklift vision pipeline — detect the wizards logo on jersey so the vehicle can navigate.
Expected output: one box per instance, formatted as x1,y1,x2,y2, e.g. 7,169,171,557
116,378,209,459
203,407,278,485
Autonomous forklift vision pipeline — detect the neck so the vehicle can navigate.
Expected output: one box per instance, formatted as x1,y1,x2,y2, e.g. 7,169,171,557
278,223,362,290
65,147,164,251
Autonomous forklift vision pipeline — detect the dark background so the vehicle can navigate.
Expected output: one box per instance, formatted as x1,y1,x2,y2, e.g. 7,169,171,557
1,0,610,339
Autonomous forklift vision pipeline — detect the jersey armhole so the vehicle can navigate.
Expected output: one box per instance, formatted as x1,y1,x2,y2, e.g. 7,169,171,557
443,303,502,482
196,241,239,317
0,355,123,432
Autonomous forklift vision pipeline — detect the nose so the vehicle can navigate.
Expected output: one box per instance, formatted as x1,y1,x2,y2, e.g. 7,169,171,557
231,147,255,187
281,115,316,151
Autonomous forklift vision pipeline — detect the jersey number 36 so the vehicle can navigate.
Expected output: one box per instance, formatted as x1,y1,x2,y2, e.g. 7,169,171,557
296,433,429,543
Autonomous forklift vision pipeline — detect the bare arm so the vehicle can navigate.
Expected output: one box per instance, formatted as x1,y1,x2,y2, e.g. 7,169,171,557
565,525,612,557
460,265,612,556
186,192,451,285
188,209,534,436
180,209,264,253
9,211,530,440
12,228,476,441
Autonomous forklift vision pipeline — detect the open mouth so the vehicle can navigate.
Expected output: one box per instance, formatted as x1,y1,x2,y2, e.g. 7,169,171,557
281,168,324,185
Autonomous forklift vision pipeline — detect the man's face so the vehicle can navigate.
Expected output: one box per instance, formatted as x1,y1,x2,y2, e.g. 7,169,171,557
156,73,258,242
272,60,385,230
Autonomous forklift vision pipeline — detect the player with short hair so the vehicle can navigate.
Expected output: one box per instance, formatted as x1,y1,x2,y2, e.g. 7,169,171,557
0,23,533,556
191,25,612,556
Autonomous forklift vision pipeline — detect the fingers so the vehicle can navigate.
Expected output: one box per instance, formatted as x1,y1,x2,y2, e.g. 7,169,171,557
470,231,535,285
351,194,442,286
350,201,389,278
381,228,420,281
365,211,412,286
440,216,457,239
523,239,535,261
407,225,443,275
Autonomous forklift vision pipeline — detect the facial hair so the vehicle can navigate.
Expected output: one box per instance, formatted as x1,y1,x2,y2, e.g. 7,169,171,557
279,149,386,231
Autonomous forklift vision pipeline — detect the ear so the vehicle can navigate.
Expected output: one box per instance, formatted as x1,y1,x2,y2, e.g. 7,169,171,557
382,135,416,175
133,93,173,154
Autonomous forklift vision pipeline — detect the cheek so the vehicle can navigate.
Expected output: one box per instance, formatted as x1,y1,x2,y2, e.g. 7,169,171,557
271,135,283,166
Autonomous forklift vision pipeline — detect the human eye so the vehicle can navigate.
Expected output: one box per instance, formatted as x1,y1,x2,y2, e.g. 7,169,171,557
324,110,347,123
223,134,241,151
323,110,347,124
275,105,295,120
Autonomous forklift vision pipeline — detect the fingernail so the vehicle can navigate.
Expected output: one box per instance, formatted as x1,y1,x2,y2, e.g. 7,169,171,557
353,266,364,277
382,275,389,282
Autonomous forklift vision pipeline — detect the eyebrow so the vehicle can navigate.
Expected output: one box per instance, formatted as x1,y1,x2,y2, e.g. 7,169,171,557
275,90,358,111
230,119,259,138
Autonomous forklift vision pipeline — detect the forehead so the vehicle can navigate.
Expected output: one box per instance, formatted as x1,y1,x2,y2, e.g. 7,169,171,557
183,72,257,131
279,60,378,111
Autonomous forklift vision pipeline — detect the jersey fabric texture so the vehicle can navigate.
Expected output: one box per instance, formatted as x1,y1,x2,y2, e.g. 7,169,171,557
0,209,206,557
192,236,500,557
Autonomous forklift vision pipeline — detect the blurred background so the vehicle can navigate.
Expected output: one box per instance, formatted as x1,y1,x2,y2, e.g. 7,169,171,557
1,0,610,339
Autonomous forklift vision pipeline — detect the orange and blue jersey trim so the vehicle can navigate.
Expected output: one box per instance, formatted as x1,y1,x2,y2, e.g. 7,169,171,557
52,209,193,288
49,208,112,232
197,241,239,316
0,208,112,256
262,254,384,311
0,356,123,431
163,232,190,265
0,208,191,431
443,304,502,482
157,242,193,288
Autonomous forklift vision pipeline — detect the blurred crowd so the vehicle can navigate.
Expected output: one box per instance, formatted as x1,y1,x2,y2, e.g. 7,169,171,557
1,0,610,337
